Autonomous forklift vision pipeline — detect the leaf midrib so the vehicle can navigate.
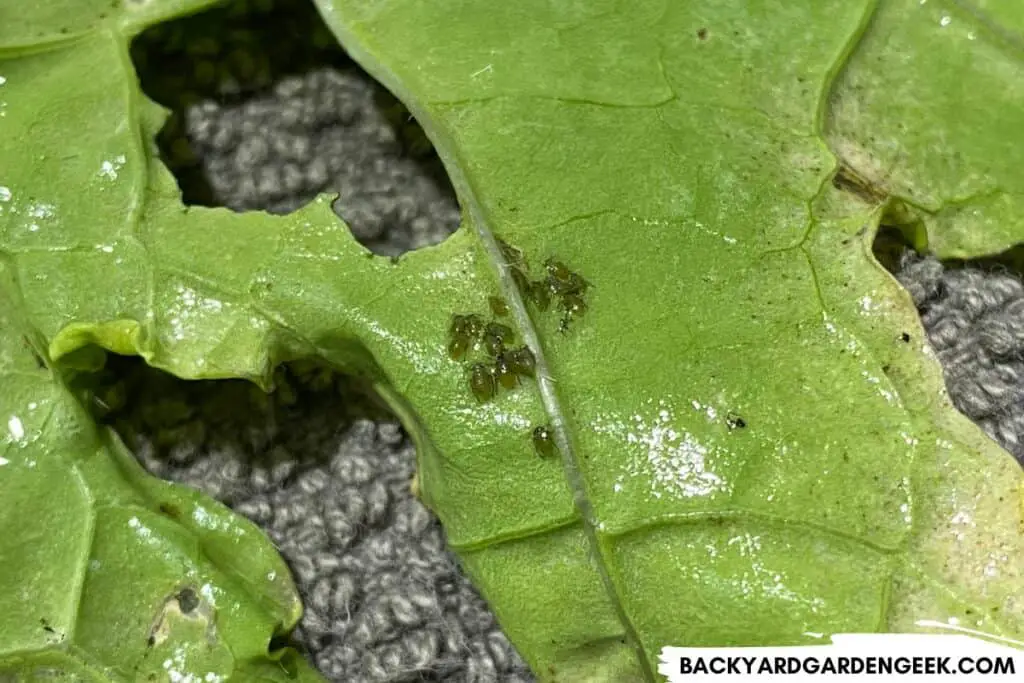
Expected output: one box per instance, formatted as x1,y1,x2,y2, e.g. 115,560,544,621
467,202,656,680
312,9,656,678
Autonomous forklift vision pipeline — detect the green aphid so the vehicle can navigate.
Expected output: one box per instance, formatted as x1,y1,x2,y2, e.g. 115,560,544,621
447,315,472,360
544,257,590,296
494,353,519,390
447,335,469,361
532,425,557,458
497,237,527,268
510,266,531,294
545,257,573,282
483,322,515,355
469,363,498,403
507,345,536,378
558,293,588,333
527,281,551,311
560,293,588,318
450,313,486,340
449,313,469,337
489,296,510,317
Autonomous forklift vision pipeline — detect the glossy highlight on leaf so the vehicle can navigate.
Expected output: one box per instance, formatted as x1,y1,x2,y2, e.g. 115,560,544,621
2,0,1024,681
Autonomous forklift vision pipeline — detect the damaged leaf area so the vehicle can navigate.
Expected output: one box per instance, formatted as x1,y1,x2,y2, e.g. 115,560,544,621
1,0,1023,682
0,304,316,680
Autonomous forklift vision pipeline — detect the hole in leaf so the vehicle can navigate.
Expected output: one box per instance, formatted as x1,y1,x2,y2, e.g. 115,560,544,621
77,353,529,676
130,0,460,256
870,216,1024,468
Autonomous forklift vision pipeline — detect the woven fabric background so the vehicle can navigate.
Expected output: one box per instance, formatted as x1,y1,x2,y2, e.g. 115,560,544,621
114,3,1024,681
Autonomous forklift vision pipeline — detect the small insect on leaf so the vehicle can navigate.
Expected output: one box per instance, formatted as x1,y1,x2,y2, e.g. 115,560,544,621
447,335,469,361
488,295,509,317
507,345,536,378
545,257,573,283
449,313,469,338
560,293,588,317
462,314,486,340
469,363,498,403
496,236,527,268
483,322,515,355
527,281,551,311
532,425,557,458
448,313,482,359
494,353,519,389
726,412,747,430
558,293,588,333
510,266,531,294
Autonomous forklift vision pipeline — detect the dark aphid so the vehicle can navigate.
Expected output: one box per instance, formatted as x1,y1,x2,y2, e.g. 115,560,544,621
561,293,588,318
510,266,531,294
469,363,498,403
488,296,509,317
545,258,590,296
545,257,573,282
507,345,536,378
532,425,556,458
726,412,747,430
558,294,588,333
496,237,526,267
527,281,551,311
560,272,590,296
462,314,487,340
483,322,515,355
494,353,519,390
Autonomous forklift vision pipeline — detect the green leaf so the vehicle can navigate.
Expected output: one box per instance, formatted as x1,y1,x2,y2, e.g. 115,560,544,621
0,294,322,680
1,0,1022,681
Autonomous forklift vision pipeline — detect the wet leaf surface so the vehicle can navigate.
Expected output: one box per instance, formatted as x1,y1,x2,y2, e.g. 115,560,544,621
1,0,1022,680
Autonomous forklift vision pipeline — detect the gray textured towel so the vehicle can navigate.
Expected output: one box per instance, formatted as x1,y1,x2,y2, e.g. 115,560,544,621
114,3,1024,682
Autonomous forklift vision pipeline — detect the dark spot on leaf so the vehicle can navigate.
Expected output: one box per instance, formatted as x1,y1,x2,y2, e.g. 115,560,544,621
176,587,200,614
697,27,708,40
726,412,746,430
157,505,182,520
40,618,55,634
901,332,911,343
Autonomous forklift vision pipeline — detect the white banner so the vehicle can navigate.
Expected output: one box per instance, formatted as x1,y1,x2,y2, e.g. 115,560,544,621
658,629,1023,682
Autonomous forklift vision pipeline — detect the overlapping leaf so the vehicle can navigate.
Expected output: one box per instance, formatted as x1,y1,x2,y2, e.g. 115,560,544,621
1,0,1022,681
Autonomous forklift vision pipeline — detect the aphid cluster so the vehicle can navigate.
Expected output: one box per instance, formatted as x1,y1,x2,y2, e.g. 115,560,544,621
448,312,537,403
498,238,591,333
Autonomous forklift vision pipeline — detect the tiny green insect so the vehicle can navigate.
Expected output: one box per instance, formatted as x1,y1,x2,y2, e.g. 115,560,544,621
483,321,515,355
488,296,510,317
469,363,498,403
544,257,573,283
506,345,536,378
558,293,588,332
447,335,469,361
497,236,527,268
448,314,482,359
494,352,519,390
532,425,556,458
527,280,551,311
510,266,531,294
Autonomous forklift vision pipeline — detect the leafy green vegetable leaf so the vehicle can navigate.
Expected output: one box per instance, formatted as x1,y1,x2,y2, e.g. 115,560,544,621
0,297,320,680
1,0,1022,681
